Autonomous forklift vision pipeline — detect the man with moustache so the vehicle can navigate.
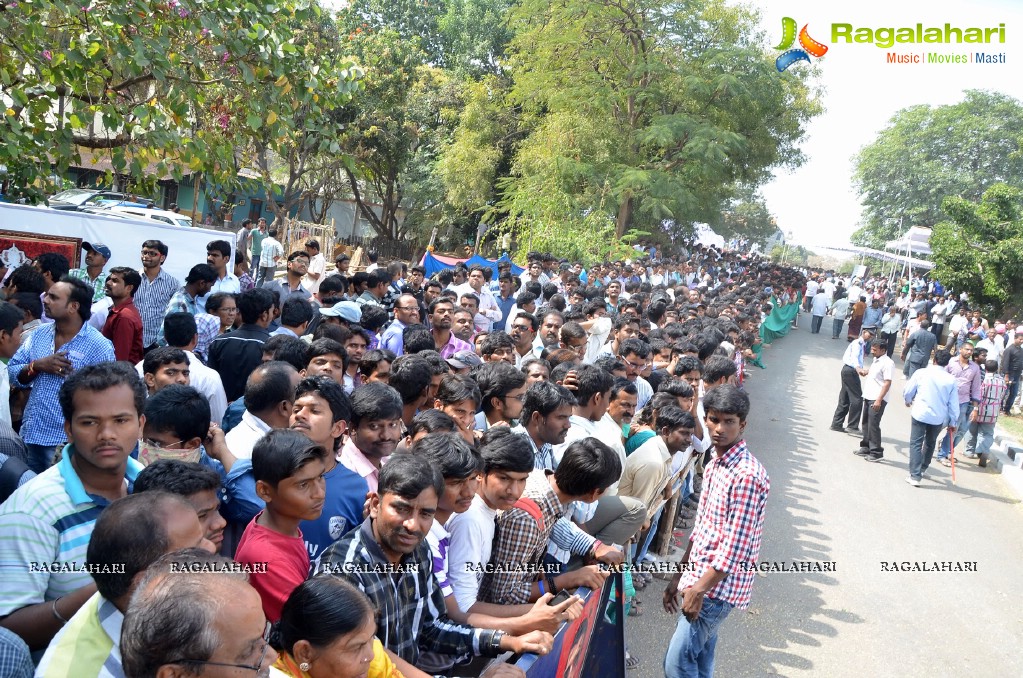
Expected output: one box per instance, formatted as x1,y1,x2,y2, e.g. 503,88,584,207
314,454,553,670
0,362,145,653
338,383,403,494
429,298,473,359
8,278,115,473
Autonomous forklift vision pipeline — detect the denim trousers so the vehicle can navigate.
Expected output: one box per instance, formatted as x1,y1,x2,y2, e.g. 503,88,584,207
964,420,996,456
664,595,734,678
25,443,57,474
908,418,943,480
937,401,971,459
833,318,845,339
810,314,824,334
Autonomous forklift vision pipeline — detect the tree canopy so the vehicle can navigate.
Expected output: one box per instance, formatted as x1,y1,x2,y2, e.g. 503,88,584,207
931,184,1023,317
0,0,360,201
851,90,1023,249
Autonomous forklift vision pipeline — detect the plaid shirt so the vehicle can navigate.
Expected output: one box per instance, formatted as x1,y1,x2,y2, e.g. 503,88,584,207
480,471,567,605
314,519,500,665
512,425,556,471
7,323,115,446
679,440,769,610
68,268,108,302
975,373,1007,424
158,286,200,346
134,268,179,347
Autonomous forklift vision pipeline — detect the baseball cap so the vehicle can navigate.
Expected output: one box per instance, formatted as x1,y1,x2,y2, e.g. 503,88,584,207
446,350,483,370
82,242,112,259
319,301,362,323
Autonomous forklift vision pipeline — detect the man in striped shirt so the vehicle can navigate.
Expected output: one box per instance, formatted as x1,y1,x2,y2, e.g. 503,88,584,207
0,362,146,654
663,385,769,678
965,360,1006,465
134,240,179,353
35,492,213,677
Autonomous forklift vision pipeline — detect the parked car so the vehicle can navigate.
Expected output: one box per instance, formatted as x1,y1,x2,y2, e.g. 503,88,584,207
47,188,129,210
82,205,195,229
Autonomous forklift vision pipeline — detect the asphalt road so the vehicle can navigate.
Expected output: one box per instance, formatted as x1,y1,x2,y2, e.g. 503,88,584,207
625,311,1023,677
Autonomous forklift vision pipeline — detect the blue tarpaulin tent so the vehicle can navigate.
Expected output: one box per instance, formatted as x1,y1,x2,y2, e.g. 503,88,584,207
420,252,524,278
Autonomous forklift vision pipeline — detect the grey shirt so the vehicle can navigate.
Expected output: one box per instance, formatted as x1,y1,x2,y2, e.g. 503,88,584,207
904,328,938,365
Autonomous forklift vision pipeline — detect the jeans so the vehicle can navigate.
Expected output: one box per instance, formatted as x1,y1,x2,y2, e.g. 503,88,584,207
937,401,972,459
858,398,887,455
810,314,824,334
965,420,996,457
908,418,943,480
25,443,57,474
664,596,734,678
632,506,663,564
832,365,863,429
832,318,845,339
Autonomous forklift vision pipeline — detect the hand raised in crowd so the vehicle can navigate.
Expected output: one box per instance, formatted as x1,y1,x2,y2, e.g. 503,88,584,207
560,369,580,391
32,352,73,376
522,592,583,634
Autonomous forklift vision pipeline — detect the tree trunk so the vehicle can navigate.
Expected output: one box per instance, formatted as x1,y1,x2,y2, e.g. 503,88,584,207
615,193,634,239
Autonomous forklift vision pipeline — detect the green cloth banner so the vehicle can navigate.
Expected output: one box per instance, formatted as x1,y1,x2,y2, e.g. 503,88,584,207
760,294,801,346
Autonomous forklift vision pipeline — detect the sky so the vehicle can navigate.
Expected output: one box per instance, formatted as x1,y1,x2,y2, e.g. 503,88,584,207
749,0,1023,251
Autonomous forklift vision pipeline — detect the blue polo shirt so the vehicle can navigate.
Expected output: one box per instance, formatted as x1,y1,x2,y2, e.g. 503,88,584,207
0,445,142,616
301,459,369,565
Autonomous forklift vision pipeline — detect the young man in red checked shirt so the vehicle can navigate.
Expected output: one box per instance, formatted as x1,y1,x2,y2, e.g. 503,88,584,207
101,267,144,363
662,384,769,678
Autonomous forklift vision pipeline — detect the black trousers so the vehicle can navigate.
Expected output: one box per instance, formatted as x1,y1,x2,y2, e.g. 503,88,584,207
881,332,898,358
832,365,863,429
858,398,887,455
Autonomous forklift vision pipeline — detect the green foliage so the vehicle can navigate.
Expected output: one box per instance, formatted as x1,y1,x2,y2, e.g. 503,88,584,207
717,187,778,246
931,184,1023,315
453,0,821,258
0,0,360,203
851,90,1023,249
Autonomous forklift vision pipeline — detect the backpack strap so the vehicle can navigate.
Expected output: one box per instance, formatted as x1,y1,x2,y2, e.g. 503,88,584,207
0,455,31,503
513,497,545,532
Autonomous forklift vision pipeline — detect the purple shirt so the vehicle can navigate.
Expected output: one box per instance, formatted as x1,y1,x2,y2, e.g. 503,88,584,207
946,358,982,404
437,332,473,359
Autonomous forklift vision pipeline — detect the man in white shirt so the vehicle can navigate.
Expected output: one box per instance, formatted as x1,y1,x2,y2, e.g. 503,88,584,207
224,361,299,459
145,312,229,426
454,265,502,332
301,239,326,296
855,339,894,462
200,240,241,310
809,288,829,334
552,365,646,556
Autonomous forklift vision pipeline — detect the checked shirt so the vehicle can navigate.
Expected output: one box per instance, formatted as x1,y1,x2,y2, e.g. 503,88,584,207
314,519,502,666
678,440,769,609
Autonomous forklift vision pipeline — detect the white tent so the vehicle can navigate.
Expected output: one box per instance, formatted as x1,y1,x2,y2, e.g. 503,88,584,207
885,225,932,256
883,226,932,279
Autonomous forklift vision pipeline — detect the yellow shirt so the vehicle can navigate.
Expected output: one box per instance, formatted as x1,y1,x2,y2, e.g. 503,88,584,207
271,639,402,678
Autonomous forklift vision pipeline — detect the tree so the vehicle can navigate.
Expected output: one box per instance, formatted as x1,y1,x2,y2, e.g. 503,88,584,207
464,0,821,259
717,187,778,246
0,1,359,202
851,90,1023,249
333,11,460,241
931,184,1023,317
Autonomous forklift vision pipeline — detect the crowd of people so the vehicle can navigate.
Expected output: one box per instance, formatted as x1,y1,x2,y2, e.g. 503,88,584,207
0,229,807,677
807,272,1022,483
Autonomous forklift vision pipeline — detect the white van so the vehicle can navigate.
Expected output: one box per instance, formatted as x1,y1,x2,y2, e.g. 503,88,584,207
83,205,195,229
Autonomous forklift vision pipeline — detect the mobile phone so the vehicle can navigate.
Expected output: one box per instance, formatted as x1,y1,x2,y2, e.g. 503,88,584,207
548,589,573,606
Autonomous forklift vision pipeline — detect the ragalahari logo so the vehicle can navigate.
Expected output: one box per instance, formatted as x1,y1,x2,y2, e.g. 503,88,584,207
774,17,828,72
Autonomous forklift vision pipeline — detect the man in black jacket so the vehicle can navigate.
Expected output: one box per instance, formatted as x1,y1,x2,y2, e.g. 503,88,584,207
1001,331,1023,414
